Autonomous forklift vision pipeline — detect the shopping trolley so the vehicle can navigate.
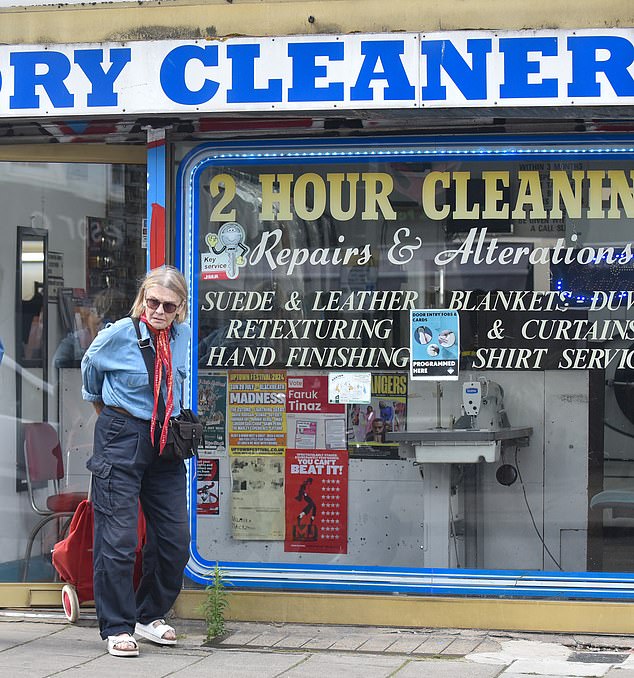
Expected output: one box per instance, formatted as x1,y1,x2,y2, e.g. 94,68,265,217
52,476,146,622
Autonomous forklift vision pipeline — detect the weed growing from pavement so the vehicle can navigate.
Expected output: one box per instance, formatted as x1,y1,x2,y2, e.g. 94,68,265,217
199,563,228,641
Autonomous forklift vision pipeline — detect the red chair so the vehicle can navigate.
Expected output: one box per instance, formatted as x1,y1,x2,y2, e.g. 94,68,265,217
22,423,87,581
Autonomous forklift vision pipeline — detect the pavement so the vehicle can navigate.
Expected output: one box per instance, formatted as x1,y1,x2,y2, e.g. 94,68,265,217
2,610,634,677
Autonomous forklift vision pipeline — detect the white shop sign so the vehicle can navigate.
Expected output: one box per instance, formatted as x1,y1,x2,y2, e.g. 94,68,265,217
0,29,631,117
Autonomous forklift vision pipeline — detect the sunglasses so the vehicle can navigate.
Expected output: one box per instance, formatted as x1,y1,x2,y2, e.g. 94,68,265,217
145,297,181,314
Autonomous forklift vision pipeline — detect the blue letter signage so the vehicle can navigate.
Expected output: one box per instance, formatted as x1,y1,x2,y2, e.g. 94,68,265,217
0,29,631,117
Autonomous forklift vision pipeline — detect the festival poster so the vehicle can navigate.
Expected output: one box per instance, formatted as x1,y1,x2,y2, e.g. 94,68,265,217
230,456,285,539
196,458,220,516
410,309,460,380
228,370,286,455
197,372,228,457
286,374,347,451
284,449,349,554
348,372,408,459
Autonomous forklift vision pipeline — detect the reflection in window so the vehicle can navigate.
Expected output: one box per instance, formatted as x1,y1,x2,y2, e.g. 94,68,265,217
0,161,146,583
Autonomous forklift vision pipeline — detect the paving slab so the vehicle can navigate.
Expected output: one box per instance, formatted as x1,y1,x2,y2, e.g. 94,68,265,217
168,650,308,678
385,636,430,654
50,651,206,678
469,639,504,654
504,658,611,676
0,648,96,678
16,630,106,659
442,638,487,656
245,631,292,647
278,652,407,678
395,660,508,678
469,637,572,667
312,634,361,650
272,634,316,648
412,635,455,655
502,639,572,659
0,620,64,646
357,635,399,652
218,630,262,645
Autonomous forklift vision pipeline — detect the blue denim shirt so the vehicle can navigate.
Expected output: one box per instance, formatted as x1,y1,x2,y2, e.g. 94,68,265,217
81,317,191,419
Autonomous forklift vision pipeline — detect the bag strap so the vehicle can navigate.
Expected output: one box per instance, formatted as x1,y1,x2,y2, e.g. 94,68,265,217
131,317,166,422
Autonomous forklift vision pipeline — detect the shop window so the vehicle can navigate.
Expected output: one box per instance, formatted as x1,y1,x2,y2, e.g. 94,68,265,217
0,161,146,582
177,139,634,598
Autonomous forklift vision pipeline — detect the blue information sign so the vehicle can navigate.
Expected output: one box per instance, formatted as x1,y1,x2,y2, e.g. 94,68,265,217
410,309,460,381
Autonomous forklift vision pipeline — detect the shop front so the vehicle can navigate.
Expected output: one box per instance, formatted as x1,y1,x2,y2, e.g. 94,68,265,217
1,27,634,631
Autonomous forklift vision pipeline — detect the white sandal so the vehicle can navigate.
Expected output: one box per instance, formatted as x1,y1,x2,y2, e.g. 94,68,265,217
135,619,177,645
107,633,139,657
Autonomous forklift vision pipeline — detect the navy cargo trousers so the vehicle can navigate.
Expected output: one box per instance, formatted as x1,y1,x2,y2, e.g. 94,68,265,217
87,406,190,639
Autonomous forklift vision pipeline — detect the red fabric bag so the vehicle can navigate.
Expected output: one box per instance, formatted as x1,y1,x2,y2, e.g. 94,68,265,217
52,499,146,604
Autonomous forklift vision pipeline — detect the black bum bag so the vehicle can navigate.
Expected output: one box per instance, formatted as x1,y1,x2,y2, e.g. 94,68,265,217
159,409,204,461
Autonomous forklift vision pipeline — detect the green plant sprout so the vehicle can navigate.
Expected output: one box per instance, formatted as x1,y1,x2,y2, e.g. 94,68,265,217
199,563,228,641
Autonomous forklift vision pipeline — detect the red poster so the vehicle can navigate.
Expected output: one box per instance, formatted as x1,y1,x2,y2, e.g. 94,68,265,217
286,375,347,451
284,449,348,554
197,458,220,516
287,375,346,415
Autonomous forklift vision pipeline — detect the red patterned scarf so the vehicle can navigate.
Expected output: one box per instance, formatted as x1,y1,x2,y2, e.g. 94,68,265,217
140,313,173,453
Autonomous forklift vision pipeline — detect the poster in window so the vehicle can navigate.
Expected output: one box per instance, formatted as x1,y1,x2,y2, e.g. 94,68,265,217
327,371,371,404
286,374,347,451
410,309,460,381
48,277,64,304
48,251,64,302
230,456,285,540
196,458,220,516
325,418,347,450
294,420,317,449
228,370,286,455
198,372,228,457
284,449,348,554
348,372,407,459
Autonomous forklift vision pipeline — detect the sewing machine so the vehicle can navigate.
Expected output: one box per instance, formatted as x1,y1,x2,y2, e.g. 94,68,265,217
389,378,531,464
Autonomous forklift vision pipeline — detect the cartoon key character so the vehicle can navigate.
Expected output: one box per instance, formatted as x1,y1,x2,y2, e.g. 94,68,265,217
205,222,249,279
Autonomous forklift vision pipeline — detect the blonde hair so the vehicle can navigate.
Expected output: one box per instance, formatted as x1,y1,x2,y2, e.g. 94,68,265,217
130,265,188,323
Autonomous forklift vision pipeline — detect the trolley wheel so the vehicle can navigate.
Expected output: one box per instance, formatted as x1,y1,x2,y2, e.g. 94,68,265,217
61,584,80,623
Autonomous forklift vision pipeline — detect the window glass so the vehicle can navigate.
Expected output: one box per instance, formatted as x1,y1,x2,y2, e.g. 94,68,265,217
184,144,634,579
0,161,146,582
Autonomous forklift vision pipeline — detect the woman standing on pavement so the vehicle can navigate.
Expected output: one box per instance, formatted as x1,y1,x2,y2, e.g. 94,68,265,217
81,265,191,657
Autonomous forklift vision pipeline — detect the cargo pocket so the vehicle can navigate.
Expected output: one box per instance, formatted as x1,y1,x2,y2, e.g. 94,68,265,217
104,416,126,445
86,456,113,516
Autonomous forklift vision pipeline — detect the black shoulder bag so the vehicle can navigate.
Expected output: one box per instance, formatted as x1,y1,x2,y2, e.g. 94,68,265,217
132,318,204,460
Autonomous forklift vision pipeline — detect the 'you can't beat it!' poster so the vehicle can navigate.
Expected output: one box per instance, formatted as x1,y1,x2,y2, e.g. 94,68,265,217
284,449,348,554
